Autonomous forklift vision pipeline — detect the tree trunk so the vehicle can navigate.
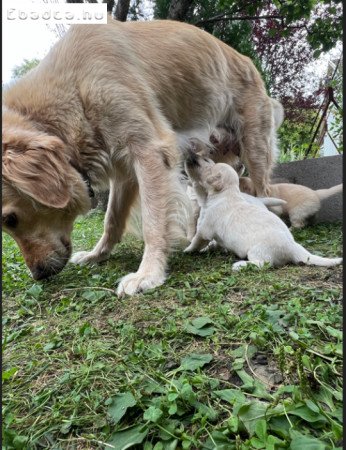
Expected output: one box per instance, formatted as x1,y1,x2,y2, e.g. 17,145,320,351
167,0,195,21
115,0,131,21
106,0,115,13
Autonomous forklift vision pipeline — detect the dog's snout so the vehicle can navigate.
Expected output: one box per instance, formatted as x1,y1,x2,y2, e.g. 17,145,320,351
31,246,70,280
31,264,53,280
31,261,67,280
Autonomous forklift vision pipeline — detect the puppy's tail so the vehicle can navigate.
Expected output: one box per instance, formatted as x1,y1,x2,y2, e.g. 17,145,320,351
260,197,286,207
292,243,342,267
315,183,342,201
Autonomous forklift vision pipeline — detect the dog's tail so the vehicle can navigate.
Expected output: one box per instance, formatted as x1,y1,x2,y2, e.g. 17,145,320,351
315,183,342,201
292,242,342,267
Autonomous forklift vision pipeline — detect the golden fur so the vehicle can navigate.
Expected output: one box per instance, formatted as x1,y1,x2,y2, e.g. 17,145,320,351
2,18,280,295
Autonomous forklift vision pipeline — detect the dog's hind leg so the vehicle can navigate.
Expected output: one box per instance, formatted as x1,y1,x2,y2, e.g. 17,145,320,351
232,244,274,271
241,134,273,197
238,100,277,197
70,176,138,265
288,203,318,229
117,139,181,296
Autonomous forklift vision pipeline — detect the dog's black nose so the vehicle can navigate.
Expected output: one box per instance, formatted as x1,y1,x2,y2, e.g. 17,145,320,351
31,264,51,280
31,261,66,280
185,149,200,167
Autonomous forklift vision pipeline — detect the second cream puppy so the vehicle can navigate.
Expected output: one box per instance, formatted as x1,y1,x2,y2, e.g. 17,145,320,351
239,177,342,228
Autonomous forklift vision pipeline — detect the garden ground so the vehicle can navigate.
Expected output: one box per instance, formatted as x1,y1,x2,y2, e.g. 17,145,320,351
2,210,343,449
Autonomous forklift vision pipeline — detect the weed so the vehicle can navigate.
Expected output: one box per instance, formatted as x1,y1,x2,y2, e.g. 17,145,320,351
2,213,343,449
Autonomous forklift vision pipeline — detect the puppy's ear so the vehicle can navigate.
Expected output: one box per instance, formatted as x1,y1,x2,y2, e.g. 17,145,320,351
206,173,223,191
3,132,72,209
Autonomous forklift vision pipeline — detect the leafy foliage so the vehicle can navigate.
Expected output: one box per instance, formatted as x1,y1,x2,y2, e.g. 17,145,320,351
2,211,343,449
277,109,321,161
11,58,40,79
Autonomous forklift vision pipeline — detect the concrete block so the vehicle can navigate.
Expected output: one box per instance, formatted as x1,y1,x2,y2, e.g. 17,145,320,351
272,155,343,223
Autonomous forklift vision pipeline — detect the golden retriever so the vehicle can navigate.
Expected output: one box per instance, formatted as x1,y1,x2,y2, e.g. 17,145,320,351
239,177,343,228
2,18,281,296
184,154,342,269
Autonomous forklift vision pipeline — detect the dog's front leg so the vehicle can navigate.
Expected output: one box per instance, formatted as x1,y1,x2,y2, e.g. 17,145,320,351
70,177,137,265
117,148,177,297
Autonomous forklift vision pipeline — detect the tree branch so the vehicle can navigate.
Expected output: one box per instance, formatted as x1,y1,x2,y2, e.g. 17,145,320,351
114,0,130,21
195,14,283,27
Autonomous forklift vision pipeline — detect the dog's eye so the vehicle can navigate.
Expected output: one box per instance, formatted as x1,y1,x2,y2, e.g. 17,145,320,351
2,213,18,229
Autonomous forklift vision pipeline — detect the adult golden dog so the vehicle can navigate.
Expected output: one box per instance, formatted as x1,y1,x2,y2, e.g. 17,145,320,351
2,18,281,296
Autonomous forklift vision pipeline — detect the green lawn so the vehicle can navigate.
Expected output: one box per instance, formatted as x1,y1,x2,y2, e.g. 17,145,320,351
2,210,343,449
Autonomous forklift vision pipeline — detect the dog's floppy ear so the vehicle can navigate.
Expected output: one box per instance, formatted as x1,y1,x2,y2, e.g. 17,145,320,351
3,132,72,209
206,172,223,191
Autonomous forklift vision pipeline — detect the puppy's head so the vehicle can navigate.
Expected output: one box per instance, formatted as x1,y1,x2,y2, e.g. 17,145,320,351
184,149,215,188
239,177,256,196
204,163,240,194
2,111,91,280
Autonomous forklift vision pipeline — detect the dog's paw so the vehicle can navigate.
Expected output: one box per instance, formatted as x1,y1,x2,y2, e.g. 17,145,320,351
117,271,166,297
70,250,109,265
183,245,194,253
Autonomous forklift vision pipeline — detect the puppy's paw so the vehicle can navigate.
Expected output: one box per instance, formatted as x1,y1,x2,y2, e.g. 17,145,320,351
184,244,195,253
232,260,249,271
200,240,218,253
117,271,166,297
70,250,109,265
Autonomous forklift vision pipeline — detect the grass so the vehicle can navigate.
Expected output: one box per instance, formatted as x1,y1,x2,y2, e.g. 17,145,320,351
2,210,343,450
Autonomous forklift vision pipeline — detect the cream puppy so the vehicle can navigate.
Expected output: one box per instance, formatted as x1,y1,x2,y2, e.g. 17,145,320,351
184,155,342,270
184,151,286,241
185,180,287,241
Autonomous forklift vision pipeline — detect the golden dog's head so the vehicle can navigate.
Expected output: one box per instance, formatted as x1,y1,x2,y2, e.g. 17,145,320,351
2,110,91,280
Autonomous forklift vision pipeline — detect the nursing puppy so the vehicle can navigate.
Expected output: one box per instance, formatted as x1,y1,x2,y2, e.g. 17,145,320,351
184,154,286,241
184,154,342,269
239,177,343,228
3,19,281,296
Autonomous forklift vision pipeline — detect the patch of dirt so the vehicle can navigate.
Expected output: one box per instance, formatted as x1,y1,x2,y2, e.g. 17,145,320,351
249,353,283,388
